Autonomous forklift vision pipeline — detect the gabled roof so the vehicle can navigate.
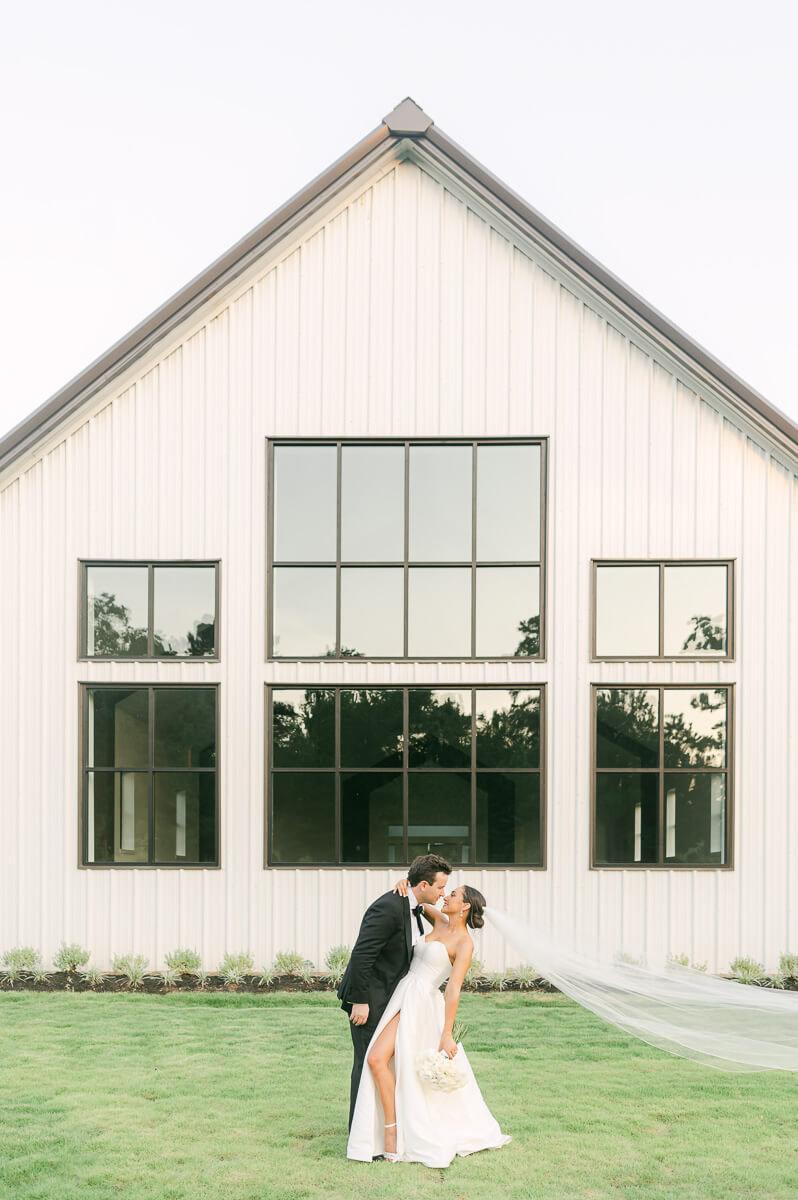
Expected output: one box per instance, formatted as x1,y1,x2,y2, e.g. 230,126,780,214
2,97,797,473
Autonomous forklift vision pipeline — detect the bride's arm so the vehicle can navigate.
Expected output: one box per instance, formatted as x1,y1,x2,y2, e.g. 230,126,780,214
391,878,447,926
439,940,473,1059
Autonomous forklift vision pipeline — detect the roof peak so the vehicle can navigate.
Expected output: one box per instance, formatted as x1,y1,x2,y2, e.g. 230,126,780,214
383,97,433,136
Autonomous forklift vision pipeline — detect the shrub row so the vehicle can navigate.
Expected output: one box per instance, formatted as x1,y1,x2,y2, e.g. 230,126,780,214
1,944,797,994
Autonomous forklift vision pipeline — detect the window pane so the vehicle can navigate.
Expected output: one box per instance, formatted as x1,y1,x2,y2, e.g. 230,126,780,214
153,566,216,657
86,771,148,863
271,773,335,863
408,568,471,657
408,773,471,865
594,773,659,865
476,567,539,656
664,773,726,864
408,689,471,768
273,445,337,561
88,689,149,768
154,689,216,768
476,444,541,560
341,773,403,863
341,446,404,561
476,773,540,864
595,566,659,657
596,689,659,768
663,689,727,768
272,689,335,767
272,567,336,657
86,566,148,656
664,565,728,656
340,689,403,768
340,568,403,657
475,689,540,767
408,446,472,560
154,773,216,863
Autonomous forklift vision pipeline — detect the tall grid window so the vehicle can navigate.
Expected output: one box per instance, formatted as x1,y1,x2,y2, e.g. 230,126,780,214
267,685,545,867
81,684,219,867
267,439,546,659
592,560,733,661
592,685,732,868
80,561,219,659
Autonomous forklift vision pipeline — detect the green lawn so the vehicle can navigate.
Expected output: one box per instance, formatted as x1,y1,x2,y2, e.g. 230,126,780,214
1,991,796,1200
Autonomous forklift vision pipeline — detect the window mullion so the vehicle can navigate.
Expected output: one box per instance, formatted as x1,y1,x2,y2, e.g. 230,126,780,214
148,685,155,864
659,686,665,864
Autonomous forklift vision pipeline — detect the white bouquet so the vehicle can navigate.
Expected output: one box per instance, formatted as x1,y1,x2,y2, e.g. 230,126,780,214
414,1048,468,1092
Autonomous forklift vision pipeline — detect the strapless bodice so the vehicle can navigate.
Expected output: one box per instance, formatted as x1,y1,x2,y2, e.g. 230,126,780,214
407,937,452,990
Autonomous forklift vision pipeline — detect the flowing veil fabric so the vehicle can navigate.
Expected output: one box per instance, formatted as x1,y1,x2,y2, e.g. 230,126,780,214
487,908,798,1073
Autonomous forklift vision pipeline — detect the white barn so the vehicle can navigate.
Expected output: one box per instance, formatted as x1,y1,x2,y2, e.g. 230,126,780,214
1,98,796,977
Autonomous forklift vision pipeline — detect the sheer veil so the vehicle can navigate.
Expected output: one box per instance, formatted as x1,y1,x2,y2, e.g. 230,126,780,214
486,908,798,1073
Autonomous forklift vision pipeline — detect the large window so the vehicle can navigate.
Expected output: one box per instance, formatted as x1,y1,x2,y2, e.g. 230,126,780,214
80,561,219,659
592,685,732,868
592,560,733,661
81,685,219,866
267,686,545,867
268,440,546,659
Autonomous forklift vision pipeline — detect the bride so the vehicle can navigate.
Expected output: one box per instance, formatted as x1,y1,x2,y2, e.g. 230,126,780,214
346,879,511,1168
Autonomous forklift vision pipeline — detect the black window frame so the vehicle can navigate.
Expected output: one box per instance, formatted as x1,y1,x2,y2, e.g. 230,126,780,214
78,682,221,869
78,559,221,662
590,559,735,662
590,683,734,870
265,683,547,868
266,437,548,662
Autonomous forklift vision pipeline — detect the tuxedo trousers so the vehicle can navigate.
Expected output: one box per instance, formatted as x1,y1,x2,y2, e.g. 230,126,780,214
348,1017,380,1131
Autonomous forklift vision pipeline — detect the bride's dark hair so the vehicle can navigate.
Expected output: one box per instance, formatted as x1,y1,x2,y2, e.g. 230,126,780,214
462,885,486,930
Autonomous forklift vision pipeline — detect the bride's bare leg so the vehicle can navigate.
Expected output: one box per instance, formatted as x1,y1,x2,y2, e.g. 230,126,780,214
366,1012,400,1155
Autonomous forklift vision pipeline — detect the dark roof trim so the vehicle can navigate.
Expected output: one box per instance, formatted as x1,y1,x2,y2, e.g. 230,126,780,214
2,97,796,474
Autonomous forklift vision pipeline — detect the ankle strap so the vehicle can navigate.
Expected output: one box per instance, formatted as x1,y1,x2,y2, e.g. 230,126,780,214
384,1122,396,1128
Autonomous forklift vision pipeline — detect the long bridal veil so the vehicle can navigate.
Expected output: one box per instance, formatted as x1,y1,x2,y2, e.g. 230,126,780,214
487,908,798,1073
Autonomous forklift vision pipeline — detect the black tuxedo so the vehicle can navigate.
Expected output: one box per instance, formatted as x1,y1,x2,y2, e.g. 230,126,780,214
338,890,414,1129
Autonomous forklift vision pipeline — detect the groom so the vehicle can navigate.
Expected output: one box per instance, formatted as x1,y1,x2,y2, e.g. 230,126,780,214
338,853,451,1130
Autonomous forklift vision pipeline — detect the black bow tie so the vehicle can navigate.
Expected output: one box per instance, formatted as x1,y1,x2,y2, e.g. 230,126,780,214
412,903,424,936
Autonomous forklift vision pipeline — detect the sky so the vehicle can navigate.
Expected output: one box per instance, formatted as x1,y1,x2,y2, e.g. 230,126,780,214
1,0,797,441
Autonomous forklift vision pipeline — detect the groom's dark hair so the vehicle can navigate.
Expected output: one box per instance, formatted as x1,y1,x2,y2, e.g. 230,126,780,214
407,854,451,886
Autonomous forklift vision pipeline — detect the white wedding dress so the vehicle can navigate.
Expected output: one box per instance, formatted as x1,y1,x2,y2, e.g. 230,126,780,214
346,937,512,1168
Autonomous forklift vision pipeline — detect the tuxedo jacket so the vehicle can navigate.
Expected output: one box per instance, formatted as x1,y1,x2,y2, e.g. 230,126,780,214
337,890,413,1024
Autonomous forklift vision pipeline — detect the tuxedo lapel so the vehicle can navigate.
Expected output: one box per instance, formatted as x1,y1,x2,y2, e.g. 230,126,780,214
403,893,413,961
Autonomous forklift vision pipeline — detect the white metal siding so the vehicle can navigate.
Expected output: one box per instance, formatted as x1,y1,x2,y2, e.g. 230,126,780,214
1,153,796,977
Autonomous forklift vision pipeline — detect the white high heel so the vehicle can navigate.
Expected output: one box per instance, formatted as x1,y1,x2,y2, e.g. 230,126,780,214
383,1122,399,1162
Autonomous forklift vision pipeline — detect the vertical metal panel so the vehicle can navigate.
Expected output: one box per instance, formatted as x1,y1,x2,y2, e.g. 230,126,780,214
0,155,797,977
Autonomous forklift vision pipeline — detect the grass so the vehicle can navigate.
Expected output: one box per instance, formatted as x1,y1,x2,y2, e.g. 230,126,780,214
1,991,797,1199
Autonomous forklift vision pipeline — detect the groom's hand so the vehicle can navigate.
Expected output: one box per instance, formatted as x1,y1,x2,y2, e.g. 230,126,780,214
350,1003,370,1026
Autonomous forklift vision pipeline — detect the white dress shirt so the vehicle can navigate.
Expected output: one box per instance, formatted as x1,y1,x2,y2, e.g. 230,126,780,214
407,889,425,947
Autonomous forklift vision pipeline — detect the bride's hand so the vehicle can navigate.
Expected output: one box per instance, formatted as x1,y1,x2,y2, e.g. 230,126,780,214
392,878,410,897
439,1032,458,1059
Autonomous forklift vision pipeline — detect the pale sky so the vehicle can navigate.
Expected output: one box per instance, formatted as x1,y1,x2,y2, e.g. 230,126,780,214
1,0,796,441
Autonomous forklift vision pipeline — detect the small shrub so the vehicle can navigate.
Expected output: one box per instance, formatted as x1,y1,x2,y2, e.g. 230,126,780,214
164,948,202,973
779,952,798,979
298,962,317,985
112,953,149,988
484,971,507,991
729,955,766,985
158,967,180,988
81,965,105,989
324,944,351,985
197,969,211,989
53,942,91,972
32,964,49,984
667,951,707,973
513,963,539,990
219,951,254,985
1,946,41,976
273,950,306,975
257,965,276,988
614,951,646,968
464,956,484,987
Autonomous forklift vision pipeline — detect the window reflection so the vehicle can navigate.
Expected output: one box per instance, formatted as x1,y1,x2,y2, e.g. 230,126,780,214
408,689,471,767
595,773,659,865
272,689,335,767
341,773,403,863
663,565,727,656
408,445,472,561
272,567,336,657
88,689,149,768
154,773,216,863
271,773,336,863
154,689,216,769
153,566,216,656
663,774,725,864
340,689,403,768
273,445,337,561
476,773,541,864
476,444,540,560
475,689,540,767
340,568,403,657
595,566,659,657
663,690,726,768
408,568,471,657
341,446,404,561
86,771,149,863
408,773,471,864
596,689,659,768
476,567,539,656
86,566,148,656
